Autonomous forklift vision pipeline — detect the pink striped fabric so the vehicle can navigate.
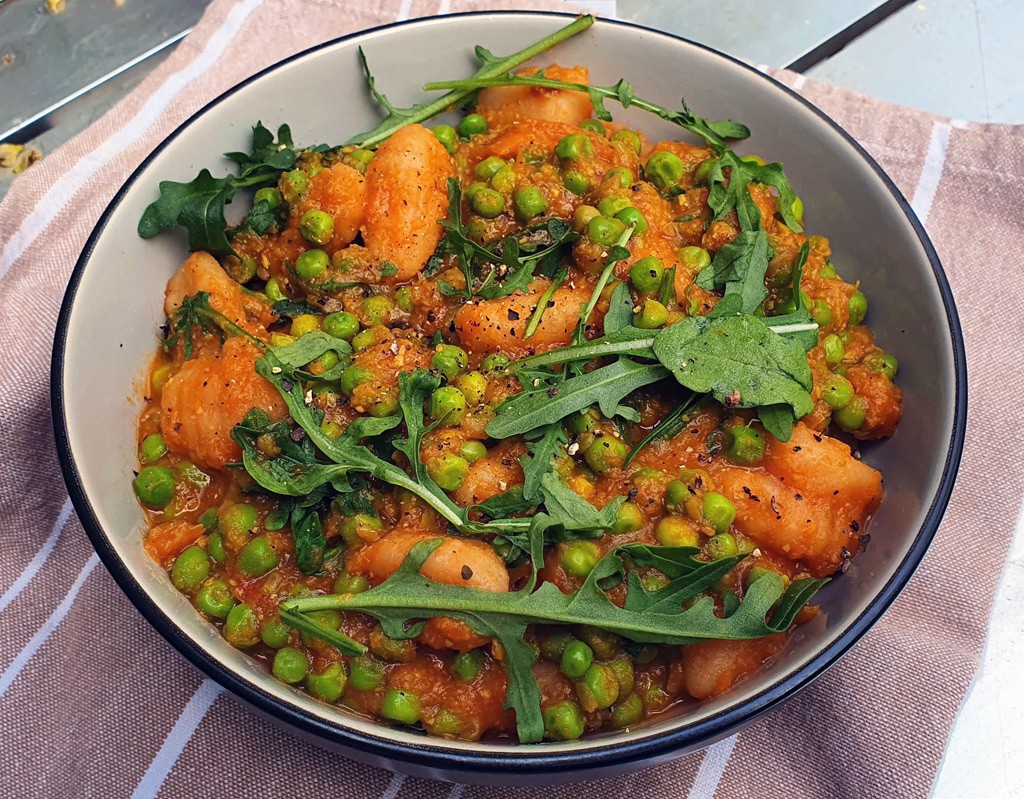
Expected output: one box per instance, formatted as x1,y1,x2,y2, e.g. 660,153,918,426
1,1,1022,796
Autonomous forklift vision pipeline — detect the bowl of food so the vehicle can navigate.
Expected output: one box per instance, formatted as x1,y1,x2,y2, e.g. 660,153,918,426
52,11,965,785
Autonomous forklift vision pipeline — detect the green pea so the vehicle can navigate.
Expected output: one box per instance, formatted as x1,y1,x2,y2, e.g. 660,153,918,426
348,655,385,691
579,119,605,135
833,396,867,431
475,156,507,180
633,299,669,330
560,641,594,679
139,433,168,464
645,150,685,190
237,535,280,577
427,454,469,491
340,513,382,545
613,502,644,534
341,364,372,397
290,314,320,338
484,163,514,192
597,195,632,217
333,572,369,594
572,204,601,232
562,170,590,195
823,375,855,409
481,352,511,372
693,158,718,186
822,333,845,366
820,261,838,279
133,466,176,509
791,196,805,225
224,603,260,649
390,288,412,315
254,186,283,210
577,626,622,660
455,371,487,406
261,616,291,649
371,391,399,418
577,663,619,711
587,215,627,246
323,311,360,340
207,531,226,563
724,426,766,465
433,124,458,154
865,351,899,380
362,295,393,326
745,565,790,590
298,209,335,246
584,436,628,472
194,579,235,619
381,689,421,725
656,516,699,547
705,533,739,560
220,503,257,538
295,249,329,280
604,167,634,188
465,181,487,201
702,492,736,534
351,329,377,352
369,626,415,662
608,655,635,695
611,128,642,155
679,245,712,273
539,631,576,662
429,387,467,425
608,692,645,729
664,479,690,511
629,256,664,293
452,649,485,681
848,290,868,325
561,540,601,578
615,206,648,234
544,700,585,741
306,663,346,703
272,647,310,684
347,148,374,172
470,186,505,218
430,708,464,736
281,169,308,203
431,344,468,378
567,407,600,434
811,299,832,327
170,546,209,593
264,278,286,302
514,186,548,220
555,133,593,161
459,113,488,138
460,440,487,464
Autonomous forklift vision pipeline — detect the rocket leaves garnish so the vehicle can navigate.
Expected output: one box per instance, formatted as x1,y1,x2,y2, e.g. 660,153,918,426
163,291,263,359
282,538,827,742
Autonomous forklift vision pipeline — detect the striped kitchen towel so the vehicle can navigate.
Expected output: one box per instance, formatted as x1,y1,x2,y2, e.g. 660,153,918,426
1,0,1022,797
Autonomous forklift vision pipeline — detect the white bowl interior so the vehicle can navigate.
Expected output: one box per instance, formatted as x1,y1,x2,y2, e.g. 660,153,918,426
59,13,957,771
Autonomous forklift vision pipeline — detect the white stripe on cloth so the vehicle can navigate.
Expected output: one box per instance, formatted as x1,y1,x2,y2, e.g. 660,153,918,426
686,734,738,799
0,497,73,615
0,553,99,699
131,679,223,799
910,120,952,225
437,0,451,15
397,0,413,21
0,0,267,282
380,773,406,799
791,74,807,92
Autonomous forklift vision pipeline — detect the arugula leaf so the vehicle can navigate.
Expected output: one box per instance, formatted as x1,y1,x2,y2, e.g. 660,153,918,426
523,264,568,340
282,539,826,742
478,218,576,300
231,197,280,237
164,291,263,359
266,330,353,368
139,123,313,255
604,282,634,335
520,423,568,502
622,394,705,467
763,242,818,352
270,299,322,319
348,16,595,149
487,359,670,439
697,229,770,315
652,314,814,423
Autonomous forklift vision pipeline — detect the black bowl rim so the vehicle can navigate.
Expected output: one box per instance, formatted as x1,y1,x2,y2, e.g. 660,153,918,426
51,9,967,778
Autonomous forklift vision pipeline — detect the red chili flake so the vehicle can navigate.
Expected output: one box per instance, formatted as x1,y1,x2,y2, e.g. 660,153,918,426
724,389,742,407
281,379,294,392
289,428,306,443
770,495,781,519
792,446,802,452
794,493,803,501
851,520,860,532
461,565,474,581
507,309,521,321
813,434,823,442
627,488,638,500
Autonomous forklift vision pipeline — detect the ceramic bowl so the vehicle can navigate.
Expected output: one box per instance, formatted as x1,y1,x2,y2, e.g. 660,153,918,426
52,11,966,785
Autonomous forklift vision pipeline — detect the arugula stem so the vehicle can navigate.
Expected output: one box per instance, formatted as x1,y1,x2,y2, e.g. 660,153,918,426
766,322,819,335
523,266,567,339
195,305,265,350
279,606,367,656
351,15,595,149
574,224,636,345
